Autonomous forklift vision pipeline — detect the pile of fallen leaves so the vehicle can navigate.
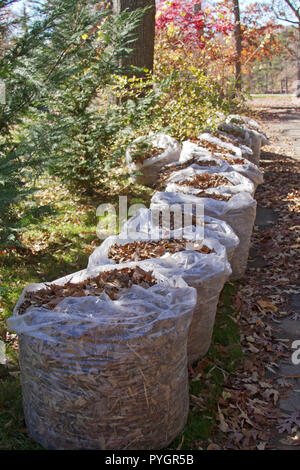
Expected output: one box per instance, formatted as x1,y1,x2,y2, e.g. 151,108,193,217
18,267,156,314
107,239,214,263
176,173,233,190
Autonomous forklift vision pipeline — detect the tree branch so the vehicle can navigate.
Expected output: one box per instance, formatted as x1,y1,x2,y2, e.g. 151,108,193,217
284,0,300,19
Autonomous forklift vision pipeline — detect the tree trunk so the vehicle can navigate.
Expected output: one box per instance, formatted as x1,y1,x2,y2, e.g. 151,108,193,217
297,22,300,96
113,0,156,75
232,0,242,91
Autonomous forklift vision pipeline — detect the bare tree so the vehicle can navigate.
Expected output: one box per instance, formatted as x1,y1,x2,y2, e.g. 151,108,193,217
112,0,156,75
271,0,300,95
232,0,242,91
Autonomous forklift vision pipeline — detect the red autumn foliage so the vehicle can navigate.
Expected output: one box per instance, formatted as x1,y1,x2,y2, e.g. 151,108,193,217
155,0,233,49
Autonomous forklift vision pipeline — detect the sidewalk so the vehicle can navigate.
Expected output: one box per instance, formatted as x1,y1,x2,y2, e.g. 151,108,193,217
250,95,300,161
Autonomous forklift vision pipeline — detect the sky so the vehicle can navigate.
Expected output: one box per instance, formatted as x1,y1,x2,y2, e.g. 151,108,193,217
10,0,297,25
11,0,270,10
200,0,296,25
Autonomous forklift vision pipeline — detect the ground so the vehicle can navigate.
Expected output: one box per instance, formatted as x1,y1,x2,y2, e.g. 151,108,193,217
0,95,299,450
205,95,300,450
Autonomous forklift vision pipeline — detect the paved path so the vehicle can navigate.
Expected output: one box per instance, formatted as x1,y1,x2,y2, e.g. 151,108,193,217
250,96,300,161
267,112,300,161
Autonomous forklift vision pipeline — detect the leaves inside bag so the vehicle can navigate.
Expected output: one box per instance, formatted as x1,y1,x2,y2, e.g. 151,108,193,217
18,267,157,315
159,158,218,184
189,137,236,156
217,154,245,166
175,173,233,190
108,239,214,263
214,131,247,148
129,138,165,164
195,191,232,201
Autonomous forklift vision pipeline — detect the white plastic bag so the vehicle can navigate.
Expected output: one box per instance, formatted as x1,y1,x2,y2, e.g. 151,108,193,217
178,140,263,190
179,138,248,163
203,114,269,164
121,207,239,263
226,114,269,146
175,153,230,173
86,231,231,364
165,167,255,197
8,265,196,450
126,133,181,186
197,132,249,158
180,140,213,162
140,242,231,363
218,122,268,165
226,114,261,130
223,122,261,163
151,191,257,280
224,154,263,190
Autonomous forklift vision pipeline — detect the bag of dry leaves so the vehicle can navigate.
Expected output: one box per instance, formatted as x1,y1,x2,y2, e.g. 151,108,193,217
197,132,254,161
87,226,223,269
179,133,252,164
179,140,225,162
7,264,197,450
179,145,263,191
120,207,239,263
218,122,259,164
140,240,231,363
150,190,257,280
205,113,269,163
174,136,262,191
218,121,269,165
194,133,263,189
86,231,231,364
226,114,268,140
161,155,230,181
126,133,181,186
165,167,255,197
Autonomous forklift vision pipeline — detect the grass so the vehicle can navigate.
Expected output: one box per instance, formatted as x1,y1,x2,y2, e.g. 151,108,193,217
0,175,243,449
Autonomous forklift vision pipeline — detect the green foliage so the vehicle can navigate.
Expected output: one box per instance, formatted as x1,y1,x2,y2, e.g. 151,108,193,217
29,1,150,192
127,135,163,163
151,69,226,140
0,1,59,247
0,0,149,244
0,151,31,247
0,0,248,248
108,67,240,144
